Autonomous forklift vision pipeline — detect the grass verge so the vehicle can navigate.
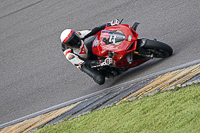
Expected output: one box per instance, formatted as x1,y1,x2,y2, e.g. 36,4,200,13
34,85,200,133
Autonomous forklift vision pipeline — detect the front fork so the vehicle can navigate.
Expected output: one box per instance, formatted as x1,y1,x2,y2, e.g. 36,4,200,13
134,51,153,59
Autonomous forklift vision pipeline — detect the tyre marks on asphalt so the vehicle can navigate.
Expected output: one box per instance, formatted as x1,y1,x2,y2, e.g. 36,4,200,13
0,0,44,19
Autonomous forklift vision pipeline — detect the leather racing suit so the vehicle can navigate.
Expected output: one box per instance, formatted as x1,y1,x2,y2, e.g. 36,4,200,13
61,20,119,84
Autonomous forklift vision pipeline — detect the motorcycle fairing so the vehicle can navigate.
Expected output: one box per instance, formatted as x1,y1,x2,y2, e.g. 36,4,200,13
92,24,150,69
92,24,138,56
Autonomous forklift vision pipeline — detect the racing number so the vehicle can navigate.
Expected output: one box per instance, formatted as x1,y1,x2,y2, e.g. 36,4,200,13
109,35,116,44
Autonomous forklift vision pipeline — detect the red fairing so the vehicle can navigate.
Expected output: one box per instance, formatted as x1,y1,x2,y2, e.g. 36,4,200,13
92,24,149,69
92,24,138,56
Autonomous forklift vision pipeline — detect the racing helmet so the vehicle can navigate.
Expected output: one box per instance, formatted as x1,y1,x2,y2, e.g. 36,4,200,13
60,29,81,48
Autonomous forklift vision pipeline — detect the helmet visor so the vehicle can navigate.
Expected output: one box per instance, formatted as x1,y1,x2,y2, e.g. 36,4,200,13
63,33,81,48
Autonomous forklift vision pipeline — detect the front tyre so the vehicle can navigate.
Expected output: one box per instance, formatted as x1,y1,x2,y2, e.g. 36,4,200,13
142,39,173,58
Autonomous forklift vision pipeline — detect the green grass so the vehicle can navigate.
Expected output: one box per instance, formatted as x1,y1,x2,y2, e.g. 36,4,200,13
34,85,200,133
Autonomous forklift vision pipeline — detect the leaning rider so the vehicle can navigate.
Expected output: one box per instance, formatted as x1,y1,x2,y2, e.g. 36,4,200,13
60,19,120,85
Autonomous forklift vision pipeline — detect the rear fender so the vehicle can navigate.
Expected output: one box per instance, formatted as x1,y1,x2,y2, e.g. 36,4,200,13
136,38,147,51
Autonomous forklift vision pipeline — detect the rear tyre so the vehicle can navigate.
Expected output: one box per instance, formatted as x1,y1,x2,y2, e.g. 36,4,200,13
143,39,173,58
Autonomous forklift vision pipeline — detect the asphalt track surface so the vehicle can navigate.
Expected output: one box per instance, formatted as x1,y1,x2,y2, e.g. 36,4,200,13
0,0,199,125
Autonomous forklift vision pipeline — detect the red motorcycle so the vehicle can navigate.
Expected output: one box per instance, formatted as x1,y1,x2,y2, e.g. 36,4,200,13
83,22,173,84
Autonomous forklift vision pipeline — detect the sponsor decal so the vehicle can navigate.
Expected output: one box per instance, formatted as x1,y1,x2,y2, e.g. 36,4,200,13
79,45,86,54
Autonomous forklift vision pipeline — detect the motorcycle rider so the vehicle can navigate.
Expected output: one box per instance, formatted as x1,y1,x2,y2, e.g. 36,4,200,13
60,19,120,85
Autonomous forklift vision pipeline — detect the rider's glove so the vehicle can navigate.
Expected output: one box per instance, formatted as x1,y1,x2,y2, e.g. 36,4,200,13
109,19,120,26
100,57,113,66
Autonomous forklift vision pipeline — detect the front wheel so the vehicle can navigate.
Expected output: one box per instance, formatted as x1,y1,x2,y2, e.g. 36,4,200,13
142,39,173,58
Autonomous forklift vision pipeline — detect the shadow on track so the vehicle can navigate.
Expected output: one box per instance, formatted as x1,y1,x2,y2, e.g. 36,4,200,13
109,58,171,86
87,54,175,93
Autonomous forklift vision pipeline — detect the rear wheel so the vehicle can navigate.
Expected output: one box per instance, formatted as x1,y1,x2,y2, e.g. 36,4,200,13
142,39,173,58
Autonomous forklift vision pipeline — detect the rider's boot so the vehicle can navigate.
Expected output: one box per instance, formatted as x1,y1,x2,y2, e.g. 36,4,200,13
80,65,105,85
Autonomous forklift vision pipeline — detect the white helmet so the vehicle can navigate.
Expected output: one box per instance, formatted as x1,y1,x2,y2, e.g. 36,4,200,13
60,29,81,48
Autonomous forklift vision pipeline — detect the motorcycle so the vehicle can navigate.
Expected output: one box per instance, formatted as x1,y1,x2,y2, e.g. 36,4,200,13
82,21,173,85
